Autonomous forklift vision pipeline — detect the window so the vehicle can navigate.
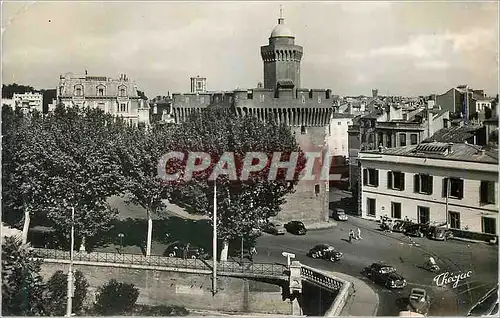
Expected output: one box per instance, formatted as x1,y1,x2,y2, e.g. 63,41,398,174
314,184,320,195
367,198,376,217
318,96,322,103
410,134,418,145
449,211,460,229
482,217,496,235
97,103,105,112
197,82,202,89
480,181,495,204
386,134,392,148
260,94,265,103
301,95,305,103
119,88,126,97
442,178,464,199
338,122,342,126
387,171,405,191
414,174,433,194
391,202,401,219
363,168,379,187
417,206,430,224
300,125,306,134
119,103,127,112
97,88,104,96
399,134,406,146
74,87,82,96
200,96,205,103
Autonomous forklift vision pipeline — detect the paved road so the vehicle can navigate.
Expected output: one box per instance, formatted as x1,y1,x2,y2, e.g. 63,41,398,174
251,216,498,316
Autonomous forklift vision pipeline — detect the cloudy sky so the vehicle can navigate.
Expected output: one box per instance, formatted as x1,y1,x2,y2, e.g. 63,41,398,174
2,1,499,97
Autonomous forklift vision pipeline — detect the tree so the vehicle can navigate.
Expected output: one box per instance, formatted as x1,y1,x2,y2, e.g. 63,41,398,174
94,279,139,315
1,107,55,244
46,270,89,315
116,123,175,256
167,108,306,261
40,105,124,250
1,236,48,316
1,83,36,99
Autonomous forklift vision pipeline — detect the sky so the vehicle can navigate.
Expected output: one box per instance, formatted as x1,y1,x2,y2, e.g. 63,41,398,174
2,1,499,98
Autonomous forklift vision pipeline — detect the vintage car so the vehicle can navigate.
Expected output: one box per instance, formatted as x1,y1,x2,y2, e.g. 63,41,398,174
407,288,430,315
427,227,453,241
284,221,307,235
262,222,287,235
164,242,207,259
330,208,348,221
364,262,407,289
467,285,499,316
393,220,412,233
306,244,343,262
405,224,430,238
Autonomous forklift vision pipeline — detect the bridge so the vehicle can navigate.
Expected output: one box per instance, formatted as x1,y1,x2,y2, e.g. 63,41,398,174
33,248,353,316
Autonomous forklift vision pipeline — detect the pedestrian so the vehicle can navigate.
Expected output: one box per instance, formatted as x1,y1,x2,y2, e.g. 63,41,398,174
348,229,354,243
356,227,362,240
249,246,257,262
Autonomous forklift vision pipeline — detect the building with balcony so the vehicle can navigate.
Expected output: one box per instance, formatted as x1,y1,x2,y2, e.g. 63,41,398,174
55,73,150,125
358,142,498,235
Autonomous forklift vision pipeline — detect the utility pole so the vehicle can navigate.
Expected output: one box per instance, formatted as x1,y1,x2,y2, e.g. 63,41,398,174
66,206,75,317
212,182,218,296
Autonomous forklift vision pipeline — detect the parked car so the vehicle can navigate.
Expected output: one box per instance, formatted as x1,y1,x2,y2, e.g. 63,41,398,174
405,224,430,238
380,219,395,232
262,222,286,235
407,288,430,315
467,285,499,316
364,262,407,289
393,220,412,233
164,242,207,259
285,221,307,235
330,208,348,221
306,244,343,262
427,227,453,241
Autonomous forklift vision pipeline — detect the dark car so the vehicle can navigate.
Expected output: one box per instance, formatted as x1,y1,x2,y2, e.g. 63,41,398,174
364,262,407,289
405,224,429,238
467,285,499,316
427,227,453,241
407,288,430,315
393,220,412,233
307,244,343,262
330,208,348,221
285,221,307,235
164,242,207,259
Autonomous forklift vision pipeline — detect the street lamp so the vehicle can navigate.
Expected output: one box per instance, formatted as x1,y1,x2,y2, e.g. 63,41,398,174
118,233,124,253
66,206,75,317
212,181,218,296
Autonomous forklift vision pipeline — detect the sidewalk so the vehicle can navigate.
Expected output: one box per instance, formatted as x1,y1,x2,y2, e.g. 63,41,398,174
329,271,379,316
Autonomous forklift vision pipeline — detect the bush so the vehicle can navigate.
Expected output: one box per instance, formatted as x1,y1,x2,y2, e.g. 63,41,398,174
94,279,139,315
46,270,89,315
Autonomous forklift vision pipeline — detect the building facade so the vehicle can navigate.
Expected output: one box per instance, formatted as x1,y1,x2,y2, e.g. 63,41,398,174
11,92,43,113
171,14,334,224
328,113,354,158
55,73,150,125
358,143,498,235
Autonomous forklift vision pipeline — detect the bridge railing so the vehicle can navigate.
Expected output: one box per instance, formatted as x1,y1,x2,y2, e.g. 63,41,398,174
32,248,287,277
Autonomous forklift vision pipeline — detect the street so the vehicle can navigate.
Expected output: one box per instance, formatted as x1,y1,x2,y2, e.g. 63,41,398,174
252,216,498,316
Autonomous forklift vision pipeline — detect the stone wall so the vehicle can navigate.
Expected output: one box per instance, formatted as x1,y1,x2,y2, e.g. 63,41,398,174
39,264,291,315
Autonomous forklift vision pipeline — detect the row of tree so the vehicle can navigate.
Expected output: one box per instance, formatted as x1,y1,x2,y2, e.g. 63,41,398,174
2,104,304,260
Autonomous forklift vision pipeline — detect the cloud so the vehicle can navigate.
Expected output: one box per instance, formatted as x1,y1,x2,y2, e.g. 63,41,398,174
414,60,450,70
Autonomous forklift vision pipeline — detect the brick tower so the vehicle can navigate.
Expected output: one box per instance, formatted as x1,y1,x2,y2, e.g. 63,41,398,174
260,8,303,90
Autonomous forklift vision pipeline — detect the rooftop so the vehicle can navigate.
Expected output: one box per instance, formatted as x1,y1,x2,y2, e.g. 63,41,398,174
361,142,497,164
423,125,484,143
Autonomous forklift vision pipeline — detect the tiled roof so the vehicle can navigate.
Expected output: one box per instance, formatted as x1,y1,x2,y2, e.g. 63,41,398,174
423,125,483,143
361,142,497,164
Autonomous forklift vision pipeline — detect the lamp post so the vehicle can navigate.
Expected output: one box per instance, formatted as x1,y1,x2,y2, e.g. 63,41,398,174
66,206,75,317
212,181,218,296
118,233,124,253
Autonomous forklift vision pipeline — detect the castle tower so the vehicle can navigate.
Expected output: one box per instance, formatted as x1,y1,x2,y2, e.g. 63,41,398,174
190,76,207,93
260,8,303,90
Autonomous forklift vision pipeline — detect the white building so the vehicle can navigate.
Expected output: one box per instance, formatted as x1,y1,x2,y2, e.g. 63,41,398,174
328,113,353,158
55,72,150,125
358,142,498,235
11,92,43,113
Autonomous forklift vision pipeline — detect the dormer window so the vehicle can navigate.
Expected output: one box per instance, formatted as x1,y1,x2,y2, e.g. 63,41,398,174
118,86,127,97
97,86,105,96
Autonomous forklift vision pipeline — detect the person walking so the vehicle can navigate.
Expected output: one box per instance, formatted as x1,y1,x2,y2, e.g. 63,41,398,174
356,227,362,240
348,229,354,243
249,246,257,262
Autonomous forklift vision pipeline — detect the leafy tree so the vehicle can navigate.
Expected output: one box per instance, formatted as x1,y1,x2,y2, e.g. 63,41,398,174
1,107,55,243
40,105,124,250
1,236,48,316
168,108,306,261
1,83,36,99
116,123,175,256
94,279,139,315
46,270,89,315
